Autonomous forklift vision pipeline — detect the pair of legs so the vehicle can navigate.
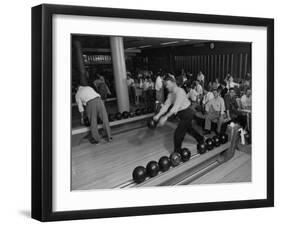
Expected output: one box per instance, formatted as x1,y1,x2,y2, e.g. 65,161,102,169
174,107,204,152
86,97,111,143
204,111,223,133
128,86,135,104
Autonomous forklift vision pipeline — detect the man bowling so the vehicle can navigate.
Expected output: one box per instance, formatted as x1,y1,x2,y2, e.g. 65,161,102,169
75,84,112,144
153,75,204,153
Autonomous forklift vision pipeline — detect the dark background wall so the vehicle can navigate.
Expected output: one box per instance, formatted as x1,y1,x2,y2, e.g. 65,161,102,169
141,41,251,83
72,38,252,88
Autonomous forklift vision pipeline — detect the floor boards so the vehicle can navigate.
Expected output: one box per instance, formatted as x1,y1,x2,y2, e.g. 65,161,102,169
72,122,252,190
72,124,198,190
190,150,251,184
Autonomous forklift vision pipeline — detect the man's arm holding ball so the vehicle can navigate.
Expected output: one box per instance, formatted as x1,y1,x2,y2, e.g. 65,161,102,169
156,92,181,126
153,95,171,122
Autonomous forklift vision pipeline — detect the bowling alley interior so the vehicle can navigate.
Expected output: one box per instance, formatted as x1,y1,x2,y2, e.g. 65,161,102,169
71,34,252,190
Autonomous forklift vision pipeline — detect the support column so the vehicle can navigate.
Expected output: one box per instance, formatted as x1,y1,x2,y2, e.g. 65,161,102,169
110,36,130,112
73,40,87,86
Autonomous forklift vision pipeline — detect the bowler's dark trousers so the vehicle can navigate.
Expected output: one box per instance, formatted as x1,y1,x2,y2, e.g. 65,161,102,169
86,97,111,142
174,107,203,152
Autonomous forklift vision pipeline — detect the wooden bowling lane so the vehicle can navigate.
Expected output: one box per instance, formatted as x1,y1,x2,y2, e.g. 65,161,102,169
72,119,148,146
190,149,251,184
71,122,199,190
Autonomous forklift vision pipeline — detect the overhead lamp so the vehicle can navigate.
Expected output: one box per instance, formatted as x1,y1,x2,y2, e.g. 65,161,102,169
160,41,179,45
138,45,152,48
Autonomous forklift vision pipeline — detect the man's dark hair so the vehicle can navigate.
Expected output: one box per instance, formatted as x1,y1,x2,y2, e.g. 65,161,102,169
191,81,197,89
205,85,212,92
229,87,235,92
164,74,176,83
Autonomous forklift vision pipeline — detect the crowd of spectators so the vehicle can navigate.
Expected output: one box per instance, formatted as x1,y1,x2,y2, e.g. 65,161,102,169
125,68,252,135
75,66,252,136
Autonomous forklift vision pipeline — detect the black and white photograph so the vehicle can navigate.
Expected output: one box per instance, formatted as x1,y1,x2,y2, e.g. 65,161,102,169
71,35,252,190
30,3,274,221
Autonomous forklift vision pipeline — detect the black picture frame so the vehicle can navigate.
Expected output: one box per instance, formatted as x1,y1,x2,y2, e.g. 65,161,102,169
32,4,274,222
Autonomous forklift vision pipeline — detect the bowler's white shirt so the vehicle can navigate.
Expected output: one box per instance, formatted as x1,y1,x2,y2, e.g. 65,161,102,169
75,86,100,113
165,87,191,114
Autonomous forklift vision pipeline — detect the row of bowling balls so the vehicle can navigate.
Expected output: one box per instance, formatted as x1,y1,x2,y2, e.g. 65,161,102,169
108,107,154,122
197,133,229,154
132,148,191,184
83,107,155,126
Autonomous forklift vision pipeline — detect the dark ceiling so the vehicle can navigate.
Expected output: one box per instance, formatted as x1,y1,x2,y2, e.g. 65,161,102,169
72,35,209,51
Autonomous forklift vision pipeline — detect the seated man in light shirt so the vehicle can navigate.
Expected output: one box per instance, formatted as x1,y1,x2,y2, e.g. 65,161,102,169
240,88,252,110
195,80,203,96
204,89,226,134
202,87,214,110
75,84,112,144
187,83,199,103
153,75,204,153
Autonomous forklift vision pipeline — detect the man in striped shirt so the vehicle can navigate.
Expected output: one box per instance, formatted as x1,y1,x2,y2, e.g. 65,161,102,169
153,75,204,153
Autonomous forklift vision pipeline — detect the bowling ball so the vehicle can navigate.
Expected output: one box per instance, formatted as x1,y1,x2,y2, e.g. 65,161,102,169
146,161,159,177
132,166,146,184
115,112,122,120
170,152,182,167
135,109,141,116
108,114,115,122
147,118,157,129
122,111,129,119
129,111,135,118
83,116,90,127
197,141,207,154
180,148,191,162
205,138,214,151
219,133,228,144
158,156,171,172
140,108,147,115
212,135,221,147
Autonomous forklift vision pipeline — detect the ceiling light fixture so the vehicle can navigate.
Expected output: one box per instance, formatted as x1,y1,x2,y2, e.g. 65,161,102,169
160,41,179,45
138,45,152,48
